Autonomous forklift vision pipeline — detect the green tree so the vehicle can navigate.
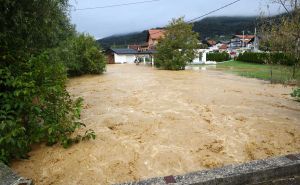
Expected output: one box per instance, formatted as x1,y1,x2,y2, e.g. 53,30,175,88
155,17,199,70
55,34,106,76
0,0,97,164
260,0,300,79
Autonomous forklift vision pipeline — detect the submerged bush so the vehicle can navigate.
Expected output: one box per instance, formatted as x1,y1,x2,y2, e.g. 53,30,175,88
291,88,300,101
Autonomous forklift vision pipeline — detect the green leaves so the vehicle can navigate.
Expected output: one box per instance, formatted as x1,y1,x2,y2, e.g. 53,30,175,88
155,17,199,70
0,0,98,164
291,88,300,101
55,34,107,77
207,52,230,62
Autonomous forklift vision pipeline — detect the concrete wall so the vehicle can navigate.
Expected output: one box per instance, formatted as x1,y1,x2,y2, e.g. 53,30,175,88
114,54,136,64
117,153,300,185
0,163,32,185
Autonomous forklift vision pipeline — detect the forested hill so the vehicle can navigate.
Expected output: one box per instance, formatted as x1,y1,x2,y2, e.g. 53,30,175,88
98,16,257,49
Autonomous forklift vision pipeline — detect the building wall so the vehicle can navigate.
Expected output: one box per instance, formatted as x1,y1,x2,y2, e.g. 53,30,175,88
114,53,136,64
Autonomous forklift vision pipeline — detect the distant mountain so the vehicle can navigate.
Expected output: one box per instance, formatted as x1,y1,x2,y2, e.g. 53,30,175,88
98,16,258,49
193,16,257,39
98,30,149,49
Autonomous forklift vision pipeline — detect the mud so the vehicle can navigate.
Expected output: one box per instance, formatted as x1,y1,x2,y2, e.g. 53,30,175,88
12,64,300,185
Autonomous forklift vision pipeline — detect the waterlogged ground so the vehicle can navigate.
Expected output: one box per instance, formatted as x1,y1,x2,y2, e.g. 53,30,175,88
12,64,300,185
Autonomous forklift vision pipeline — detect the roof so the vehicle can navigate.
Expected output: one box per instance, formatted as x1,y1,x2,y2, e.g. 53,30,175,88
206,39,217,46
219,44,228,50
148,29,165,40
108,48,156,55
110,49,138,54
235,35,255,40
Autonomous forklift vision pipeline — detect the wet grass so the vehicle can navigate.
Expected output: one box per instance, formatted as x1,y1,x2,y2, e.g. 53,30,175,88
214,60,300,85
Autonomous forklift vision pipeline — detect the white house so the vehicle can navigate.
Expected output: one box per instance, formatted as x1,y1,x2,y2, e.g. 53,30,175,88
106,48,156,64
191,49,217,65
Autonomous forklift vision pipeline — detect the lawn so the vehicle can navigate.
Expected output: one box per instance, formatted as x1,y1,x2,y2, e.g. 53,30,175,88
213,60,300,85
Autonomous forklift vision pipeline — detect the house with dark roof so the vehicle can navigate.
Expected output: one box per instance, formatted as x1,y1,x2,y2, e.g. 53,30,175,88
106,48,156,64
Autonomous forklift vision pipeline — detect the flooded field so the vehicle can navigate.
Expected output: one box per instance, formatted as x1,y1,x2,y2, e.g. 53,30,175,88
12,64,300,185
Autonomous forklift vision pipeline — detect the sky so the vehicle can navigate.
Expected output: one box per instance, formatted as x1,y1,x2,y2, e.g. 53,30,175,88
70,0,283,39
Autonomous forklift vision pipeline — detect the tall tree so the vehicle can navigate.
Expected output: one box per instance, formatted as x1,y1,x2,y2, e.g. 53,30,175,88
260,0,300,78
155,17,199,70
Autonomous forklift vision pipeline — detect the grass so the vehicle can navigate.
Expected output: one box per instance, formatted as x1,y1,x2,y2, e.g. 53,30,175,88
212,60,300,85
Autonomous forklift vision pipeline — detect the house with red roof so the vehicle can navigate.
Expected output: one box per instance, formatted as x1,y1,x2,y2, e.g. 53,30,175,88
147,29,166,49
230,35,255,48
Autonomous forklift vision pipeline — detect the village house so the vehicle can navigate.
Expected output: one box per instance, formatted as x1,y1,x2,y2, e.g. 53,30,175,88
204,39,217,47
230,35,255,49
147,29,165,49
106,48,156,64
106,29,165,64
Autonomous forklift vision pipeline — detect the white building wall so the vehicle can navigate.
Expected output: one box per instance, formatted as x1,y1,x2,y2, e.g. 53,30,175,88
114,53,136,64
191,49,207,64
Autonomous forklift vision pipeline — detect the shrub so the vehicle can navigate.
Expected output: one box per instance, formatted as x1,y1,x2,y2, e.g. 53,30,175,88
206,52,230,62
237,52,295,65
0,52,95,164
291,88,300,101
0,0,97,164
56,34,106,77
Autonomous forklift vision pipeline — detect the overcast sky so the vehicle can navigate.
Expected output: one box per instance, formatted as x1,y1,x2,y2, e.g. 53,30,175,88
70,0,282,39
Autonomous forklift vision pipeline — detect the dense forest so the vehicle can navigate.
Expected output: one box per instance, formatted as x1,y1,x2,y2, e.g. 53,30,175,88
98,16,257,49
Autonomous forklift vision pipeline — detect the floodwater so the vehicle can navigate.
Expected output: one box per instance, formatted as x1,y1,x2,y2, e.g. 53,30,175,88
12,64,300,185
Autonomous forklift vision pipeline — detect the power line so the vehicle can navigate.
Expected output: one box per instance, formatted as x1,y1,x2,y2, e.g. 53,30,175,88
150,0,244,36
73,0,160,11
187,0,243,23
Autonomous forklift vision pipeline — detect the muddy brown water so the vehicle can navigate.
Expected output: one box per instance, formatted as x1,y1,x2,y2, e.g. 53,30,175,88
12,64,300,185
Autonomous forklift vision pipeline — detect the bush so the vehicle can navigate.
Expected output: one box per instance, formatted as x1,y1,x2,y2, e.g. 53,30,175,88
0,0,97,164
291,88,300,101
237,52,295,65
56,34,106,77
0,52,95,164
206,52,230,62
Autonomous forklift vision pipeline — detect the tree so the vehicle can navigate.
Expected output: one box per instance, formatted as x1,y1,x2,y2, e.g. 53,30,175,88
155,17,199,70
260,0,300,79
55,34,106,76
0,0,97,164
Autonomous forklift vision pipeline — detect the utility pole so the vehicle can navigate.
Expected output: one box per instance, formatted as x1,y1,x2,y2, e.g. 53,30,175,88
242,30,245,48
254,28,257,51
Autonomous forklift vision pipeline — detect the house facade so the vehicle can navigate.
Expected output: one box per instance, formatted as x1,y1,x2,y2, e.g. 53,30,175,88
230,35,255,49
147,29,165,49
106,48,156,64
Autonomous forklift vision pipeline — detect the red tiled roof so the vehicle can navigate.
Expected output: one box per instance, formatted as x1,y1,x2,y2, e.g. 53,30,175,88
235,35,255,40
207,40,216,46
219,44,228,50
149,29,165,40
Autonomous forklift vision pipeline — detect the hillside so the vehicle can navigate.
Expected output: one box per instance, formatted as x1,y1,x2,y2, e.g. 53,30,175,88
98,16,257,49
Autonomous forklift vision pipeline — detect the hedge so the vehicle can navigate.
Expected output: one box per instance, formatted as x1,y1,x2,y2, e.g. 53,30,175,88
237,52,295,66
206,52,230,62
